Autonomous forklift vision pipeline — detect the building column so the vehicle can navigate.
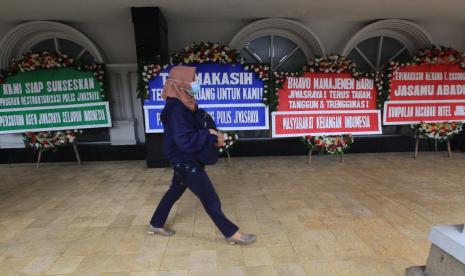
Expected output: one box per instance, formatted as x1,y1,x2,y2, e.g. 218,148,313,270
107,63,142,145
0,134,25,149
406,224,465,275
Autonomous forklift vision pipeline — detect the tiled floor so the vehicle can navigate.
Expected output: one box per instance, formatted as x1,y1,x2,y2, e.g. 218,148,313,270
1,152,464,275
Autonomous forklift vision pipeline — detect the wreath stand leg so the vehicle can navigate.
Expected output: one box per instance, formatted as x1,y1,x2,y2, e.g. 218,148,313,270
434,140,438,152
73,144,81,165
308,149,312,165
414,135,420,159
447,139,452,158
36,151,42,168
340,151,344,163
226,148,232,168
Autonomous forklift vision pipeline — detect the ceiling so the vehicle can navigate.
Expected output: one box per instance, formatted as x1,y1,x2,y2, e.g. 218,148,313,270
0,0,464,24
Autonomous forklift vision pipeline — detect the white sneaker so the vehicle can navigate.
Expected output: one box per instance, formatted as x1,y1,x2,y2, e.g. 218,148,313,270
147,225,176,236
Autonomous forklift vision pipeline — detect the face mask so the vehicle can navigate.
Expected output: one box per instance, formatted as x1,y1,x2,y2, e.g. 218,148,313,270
187,81,201,96
169,79,201,96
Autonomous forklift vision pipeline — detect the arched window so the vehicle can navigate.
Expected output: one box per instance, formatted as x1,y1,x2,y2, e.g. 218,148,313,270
28,38,96,64
346,35,411,72
230,18,325,138
240,35,308,72
0,21,104,69
231,18,325,73
342,19,432,72
343,19,432,136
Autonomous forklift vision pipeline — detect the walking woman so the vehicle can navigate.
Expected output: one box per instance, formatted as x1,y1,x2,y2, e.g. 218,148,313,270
148,65,256,245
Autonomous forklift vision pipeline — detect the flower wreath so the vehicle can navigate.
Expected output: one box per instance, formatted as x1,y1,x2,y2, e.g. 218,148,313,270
0,51,106,150
378,45,465,140
270,71,305,111
138,42,270,101
303,54,377,108
273,54,373,154
0,52,106,97
271,54,377,112
301,135,354,155
140,42,271,152
219,132,239,153
411,122,463,141
23,130,83,152
377,45,465,108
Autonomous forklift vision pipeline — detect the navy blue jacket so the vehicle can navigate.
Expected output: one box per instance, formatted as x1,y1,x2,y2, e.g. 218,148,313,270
161,98,218,164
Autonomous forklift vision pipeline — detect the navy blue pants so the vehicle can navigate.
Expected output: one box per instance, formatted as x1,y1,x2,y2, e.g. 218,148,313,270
150,162,239,238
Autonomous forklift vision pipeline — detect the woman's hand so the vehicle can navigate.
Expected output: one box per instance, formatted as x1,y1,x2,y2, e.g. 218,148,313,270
209,129,226,147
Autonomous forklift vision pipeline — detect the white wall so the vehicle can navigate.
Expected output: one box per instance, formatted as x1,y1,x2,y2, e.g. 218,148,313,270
302,21,366,54
167,20,465,54
168,21,248,54
420,22,465,50
0,24,16,39
0,22,137,65
2,19,464,70
70,22,137,63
